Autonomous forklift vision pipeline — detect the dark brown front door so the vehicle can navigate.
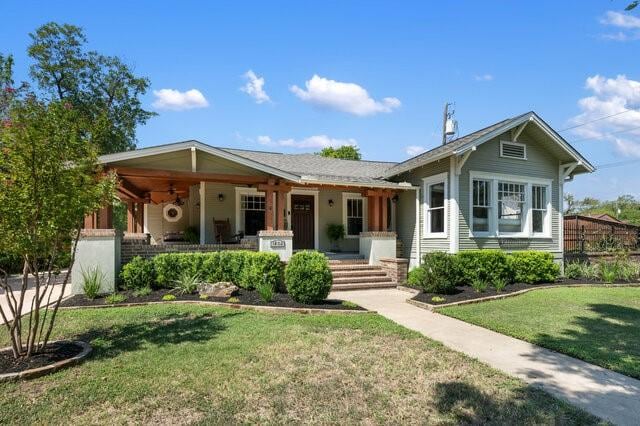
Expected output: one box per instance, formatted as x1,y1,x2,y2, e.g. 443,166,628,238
291,195,314,249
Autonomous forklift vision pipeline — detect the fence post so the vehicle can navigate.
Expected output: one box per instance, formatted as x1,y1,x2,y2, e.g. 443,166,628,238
580,225,585,253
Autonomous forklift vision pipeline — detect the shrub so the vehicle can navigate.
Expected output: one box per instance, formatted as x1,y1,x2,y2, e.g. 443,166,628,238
326,224,345,251
509,251,560,284
407,267,428,288
240,252,284,291
456,250,512,285
227,296,240,303
285,251,332,304
105,293,126,304
431,296,446,303
218,251,250,284
153,253,205,287
81,266,104,299
599,262,617,283
256,281,274,302
172,271,201,295
132,286,152,297
199,294,209,300
341,300,359,309
493,278,507,293
411,252,458,294
120,256,155,290
563,261,584,279
162,294,176,301
471,279,488,293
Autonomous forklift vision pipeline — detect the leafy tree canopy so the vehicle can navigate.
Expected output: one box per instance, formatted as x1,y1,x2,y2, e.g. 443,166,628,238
25,22,155,154
565,194,640,225
317,145,361,160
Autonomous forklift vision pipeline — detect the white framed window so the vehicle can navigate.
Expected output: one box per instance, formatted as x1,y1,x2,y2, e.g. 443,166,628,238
472,179,491,234
532,184,550,236
469,171,552,239
342,193,367,238
500,141,527,160
423,172,448,238
235,188,265,236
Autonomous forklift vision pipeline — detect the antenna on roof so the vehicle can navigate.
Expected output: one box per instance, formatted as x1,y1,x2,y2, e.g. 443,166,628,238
442,102,458,145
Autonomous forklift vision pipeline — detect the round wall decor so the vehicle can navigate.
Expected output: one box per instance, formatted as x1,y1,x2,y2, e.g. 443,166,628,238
163,204,183,222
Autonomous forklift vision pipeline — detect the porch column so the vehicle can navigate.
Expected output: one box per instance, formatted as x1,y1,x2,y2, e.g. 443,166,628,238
366,190,381,231
381,192,389,232
135,202,145,232
277,189,286,230
97,205,113,229
200,181,206,244
126,202,135,233
265,187,274,231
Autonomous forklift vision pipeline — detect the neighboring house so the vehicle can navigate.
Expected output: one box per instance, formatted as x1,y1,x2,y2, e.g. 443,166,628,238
91,111,593,269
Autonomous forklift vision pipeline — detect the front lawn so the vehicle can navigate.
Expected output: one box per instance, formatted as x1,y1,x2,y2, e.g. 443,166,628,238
0,305,596,424
440,287,640,379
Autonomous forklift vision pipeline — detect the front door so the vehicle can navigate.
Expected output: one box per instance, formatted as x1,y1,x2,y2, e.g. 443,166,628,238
291,195,314,250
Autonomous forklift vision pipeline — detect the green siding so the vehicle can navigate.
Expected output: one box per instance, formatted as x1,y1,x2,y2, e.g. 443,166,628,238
458,131,561,253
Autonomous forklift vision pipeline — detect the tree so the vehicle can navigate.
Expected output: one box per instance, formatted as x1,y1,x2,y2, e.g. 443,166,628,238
27,22,155,154
317,145,361,160
0,97,116,359
564,194,640,225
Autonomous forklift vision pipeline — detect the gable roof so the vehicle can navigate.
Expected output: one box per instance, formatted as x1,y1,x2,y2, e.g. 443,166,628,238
99,140,408,189
383,111,595,178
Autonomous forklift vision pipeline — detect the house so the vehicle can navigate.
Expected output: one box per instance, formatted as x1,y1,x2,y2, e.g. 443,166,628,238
75,111,593,292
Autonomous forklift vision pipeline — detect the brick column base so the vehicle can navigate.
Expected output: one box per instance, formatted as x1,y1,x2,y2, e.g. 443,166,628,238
378,257,409,285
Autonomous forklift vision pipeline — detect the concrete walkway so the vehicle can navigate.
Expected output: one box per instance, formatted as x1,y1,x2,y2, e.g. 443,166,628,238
1,272,71,325
331,288,640,426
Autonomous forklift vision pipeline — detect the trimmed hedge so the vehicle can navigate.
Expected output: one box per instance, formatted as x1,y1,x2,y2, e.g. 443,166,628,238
510,251,560,284
285,251,332,304
121,251,284,291
120,256,155,289
410,249,560,294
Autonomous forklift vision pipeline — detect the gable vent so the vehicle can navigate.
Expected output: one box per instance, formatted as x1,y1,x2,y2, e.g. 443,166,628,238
501,141,527,160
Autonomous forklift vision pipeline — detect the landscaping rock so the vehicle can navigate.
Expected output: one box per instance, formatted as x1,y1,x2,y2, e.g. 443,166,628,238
198,282,238,298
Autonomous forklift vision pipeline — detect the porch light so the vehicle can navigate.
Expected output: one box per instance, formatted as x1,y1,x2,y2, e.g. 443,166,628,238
218,193,225,202
392,194,399,203
328,199,334,207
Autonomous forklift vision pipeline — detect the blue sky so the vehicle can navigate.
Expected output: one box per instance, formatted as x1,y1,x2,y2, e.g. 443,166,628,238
3,1,640,200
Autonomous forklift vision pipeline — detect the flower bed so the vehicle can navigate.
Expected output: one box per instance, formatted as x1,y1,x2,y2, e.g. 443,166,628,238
0,341,91,380
61,288,364,311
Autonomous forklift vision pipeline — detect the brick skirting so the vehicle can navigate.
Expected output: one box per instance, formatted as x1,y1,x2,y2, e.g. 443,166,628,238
121,238,257,264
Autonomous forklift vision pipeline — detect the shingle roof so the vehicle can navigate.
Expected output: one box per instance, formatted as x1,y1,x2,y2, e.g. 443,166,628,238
382,112,531,178
221,148,399,186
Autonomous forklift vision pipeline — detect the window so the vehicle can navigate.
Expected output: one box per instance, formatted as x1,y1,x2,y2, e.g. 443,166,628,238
240,194,265,236
532,185,548,234
343,195,365,237
469,172,552,238
423,173,448,237
472,179,490,233
500,141,527,160
498,182,526,233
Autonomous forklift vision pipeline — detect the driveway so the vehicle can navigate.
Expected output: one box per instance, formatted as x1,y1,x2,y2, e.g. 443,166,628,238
331,288,640,426
0,271,71,325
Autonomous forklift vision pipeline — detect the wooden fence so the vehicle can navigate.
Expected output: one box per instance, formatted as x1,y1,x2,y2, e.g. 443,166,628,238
564,215,640,253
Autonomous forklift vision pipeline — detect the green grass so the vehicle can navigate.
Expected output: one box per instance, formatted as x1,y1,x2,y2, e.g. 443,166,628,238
0,305,597,424
440,287,640,379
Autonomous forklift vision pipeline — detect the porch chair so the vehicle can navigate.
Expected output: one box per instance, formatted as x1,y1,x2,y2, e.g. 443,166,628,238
213,218,232,243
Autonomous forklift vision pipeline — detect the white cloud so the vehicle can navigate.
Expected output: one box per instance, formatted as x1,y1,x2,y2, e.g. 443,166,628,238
599,11,640,41
290,75,401,116
240,70,270,104
474,74,494,82
405,145,427,156
152,89,209,111
568,74,640,158
257,134,358,149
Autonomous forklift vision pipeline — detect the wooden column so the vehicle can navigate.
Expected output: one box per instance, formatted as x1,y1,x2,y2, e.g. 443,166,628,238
126,202,136,233
135,202,145,233
97,205,113,229
370,193,380,231
265,188,274,231
277,189,286,230
381,193,388,232
84,212,98,229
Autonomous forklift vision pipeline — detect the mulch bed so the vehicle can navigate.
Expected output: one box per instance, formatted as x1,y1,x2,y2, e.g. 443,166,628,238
0,341,83,375
60,288,365,311
411,279,640,306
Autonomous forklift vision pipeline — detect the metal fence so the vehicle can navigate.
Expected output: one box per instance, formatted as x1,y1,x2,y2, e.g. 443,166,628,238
564,215,640,253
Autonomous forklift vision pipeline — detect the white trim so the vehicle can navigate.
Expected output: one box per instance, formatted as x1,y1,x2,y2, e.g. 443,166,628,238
422,172,449,239
500,140,527,160
99,140,302,182
287,188,320,250
235,187,266,236
468,171,553,239
190,147,197,172
342,192,368,239
415,187,421,266
199,182,206,244
558,164,565,253
449,157,459,253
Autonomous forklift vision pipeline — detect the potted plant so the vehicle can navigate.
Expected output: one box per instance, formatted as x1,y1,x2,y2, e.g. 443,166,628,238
326,224,345,252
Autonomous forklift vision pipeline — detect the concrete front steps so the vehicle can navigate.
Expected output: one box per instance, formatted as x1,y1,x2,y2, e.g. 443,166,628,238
329,259,396,291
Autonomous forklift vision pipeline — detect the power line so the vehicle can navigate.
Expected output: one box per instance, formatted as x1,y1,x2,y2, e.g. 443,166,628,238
569,125,640,144
558,108,638,132
595,158,640,170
